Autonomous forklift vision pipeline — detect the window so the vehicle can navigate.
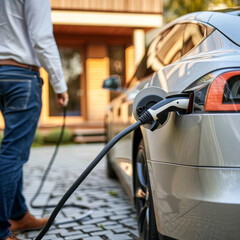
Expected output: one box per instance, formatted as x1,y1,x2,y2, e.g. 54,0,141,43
49,48,83,116
109,45,125,77
126,22,213,89
109,45,125,100
127,24,187,88
182,23,207,56
155,24,186,66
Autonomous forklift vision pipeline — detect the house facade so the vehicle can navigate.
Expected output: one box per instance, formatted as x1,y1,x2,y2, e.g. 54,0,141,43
0,0,163,132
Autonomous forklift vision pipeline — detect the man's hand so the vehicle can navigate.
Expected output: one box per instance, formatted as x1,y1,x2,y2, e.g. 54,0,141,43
56,91,69,107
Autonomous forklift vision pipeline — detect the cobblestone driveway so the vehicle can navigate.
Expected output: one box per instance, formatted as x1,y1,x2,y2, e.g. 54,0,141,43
16,144,139,240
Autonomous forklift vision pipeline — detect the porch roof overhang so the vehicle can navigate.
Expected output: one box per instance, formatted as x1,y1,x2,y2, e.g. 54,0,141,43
51,10,163,28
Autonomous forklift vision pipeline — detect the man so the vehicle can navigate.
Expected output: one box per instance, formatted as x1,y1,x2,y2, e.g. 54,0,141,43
0,1,68,239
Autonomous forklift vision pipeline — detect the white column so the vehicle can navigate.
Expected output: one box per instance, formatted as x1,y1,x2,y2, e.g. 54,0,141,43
133,29,145,67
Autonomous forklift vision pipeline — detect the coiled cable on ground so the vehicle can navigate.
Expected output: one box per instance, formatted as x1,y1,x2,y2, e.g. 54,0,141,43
30,106,92,227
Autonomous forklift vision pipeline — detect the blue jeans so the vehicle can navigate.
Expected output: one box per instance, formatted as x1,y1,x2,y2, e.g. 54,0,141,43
0,66,42,239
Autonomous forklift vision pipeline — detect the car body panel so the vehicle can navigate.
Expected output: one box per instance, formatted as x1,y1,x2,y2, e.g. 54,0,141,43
148,161,240,240
208,11,240,46
167,10,240,46
104,10,240,240
155,31,240,94
146,113,240,167
105,100,133,193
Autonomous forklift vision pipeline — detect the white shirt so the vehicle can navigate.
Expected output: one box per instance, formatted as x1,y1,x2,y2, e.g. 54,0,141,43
0,0,67,93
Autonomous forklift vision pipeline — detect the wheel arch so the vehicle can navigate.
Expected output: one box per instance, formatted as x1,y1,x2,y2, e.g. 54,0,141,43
132,128,142,202
132,128,161,240
132,126,150,202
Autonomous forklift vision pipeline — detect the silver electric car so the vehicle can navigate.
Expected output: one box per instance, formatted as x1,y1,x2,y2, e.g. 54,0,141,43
103,9,240,240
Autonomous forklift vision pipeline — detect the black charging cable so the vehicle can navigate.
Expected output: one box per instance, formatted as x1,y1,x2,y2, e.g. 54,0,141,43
35,95,190,239
30,105,92,225
35,119,143,240
30,106,67,208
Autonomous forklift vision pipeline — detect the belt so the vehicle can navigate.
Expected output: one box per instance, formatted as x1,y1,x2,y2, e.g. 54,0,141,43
0,59,39,72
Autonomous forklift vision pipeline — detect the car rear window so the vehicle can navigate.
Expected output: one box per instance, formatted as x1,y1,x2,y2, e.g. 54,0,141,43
182,23,207,56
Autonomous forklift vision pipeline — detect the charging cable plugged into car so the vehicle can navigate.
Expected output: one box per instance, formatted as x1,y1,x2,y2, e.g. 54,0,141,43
34,87,190,240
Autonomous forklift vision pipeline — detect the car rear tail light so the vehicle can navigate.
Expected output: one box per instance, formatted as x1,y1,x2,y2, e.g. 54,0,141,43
185,69,240,113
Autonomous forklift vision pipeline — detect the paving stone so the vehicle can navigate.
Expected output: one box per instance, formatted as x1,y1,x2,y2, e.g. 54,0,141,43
129,229,139,237
82,217,107,225
57,222,80,228
64,233,89,239
113,227,129,233
15,145,138,240
84,237,102,240
91,211,112,218
27,231,43,239
97,221,117,226
72,224,95,230
60,230,83,237
106,233,133,240
75,226,102,233
109,214,129,221
47,229,69,235
40,234,59,239
122,220,138,227
103,224,123,230
90,230,114,236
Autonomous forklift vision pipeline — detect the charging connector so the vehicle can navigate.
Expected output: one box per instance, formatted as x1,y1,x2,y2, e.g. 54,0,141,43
138,95,190,130
147,96,190,121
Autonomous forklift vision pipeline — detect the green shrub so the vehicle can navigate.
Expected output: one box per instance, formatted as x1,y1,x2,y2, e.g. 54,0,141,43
32,130,44,147
108,190,118,197
0,131,3,145
44,128,73,144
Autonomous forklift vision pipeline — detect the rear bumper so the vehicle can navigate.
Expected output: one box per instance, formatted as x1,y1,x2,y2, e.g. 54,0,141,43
148,161,240,240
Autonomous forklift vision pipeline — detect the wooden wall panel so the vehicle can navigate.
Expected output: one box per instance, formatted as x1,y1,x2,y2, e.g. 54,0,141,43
50,0,162,13
125,45,135,83
86,44,109,121
86,58,110,121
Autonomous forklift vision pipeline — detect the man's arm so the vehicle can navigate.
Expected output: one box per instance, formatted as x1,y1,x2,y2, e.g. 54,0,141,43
24,0,68,104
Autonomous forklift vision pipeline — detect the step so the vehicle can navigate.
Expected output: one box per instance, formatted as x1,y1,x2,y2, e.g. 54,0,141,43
73,128,106,143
